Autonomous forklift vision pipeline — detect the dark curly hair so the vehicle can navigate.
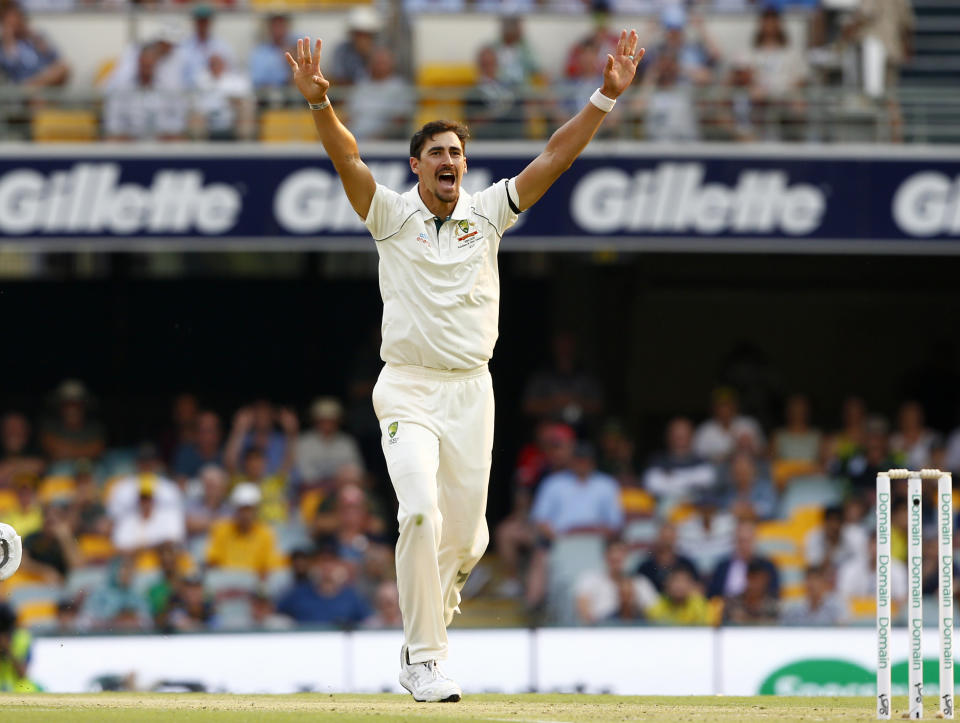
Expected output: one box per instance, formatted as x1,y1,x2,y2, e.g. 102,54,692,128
409,120,470,160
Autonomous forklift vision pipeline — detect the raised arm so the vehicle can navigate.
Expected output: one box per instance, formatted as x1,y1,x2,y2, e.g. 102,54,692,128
286,37,377,220
514,30,644,211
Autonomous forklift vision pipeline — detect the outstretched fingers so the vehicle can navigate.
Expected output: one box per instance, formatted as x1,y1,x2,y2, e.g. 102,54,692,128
284,52,298,71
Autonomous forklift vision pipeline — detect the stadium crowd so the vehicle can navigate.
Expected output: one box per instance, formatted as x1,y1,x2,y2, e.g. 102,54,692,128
0,0,916,141
0,330,958,637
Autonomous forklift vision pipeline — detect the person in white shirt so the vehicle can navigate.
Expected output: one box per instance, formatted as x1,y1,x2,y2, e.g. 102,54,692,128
180,4,236,89
285,29,645,703
693,387,765,463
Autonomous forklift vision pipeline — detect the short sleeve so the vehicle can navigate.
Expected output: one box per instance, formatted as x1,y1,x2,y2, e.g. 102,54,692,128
364,184,414,241
472,177,520,238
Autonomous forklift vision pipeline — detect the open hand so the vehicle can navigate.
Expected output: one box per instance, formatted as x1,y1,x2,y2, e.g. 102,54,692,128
285,36,330,105
601,29,645,99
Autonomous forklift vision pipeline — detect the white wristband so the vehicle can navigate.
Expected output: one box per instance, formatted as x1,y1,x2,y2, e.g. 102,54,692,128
308,98,330,111
590,89,616,113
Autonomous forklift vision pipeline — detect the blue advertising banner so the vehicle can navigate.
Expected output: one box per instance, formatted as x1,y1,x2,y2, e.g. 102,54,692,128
1,144,959,253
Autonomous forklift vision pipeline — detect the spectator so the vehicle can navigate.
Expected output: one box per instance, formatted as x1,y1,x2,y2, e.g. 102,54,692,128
0,602,38,692
147,542,186,631
574,539,657,624
294,397,364,487
0,412,44,483
81,556,152,632
772,393,822,464
522,331,603,431
492,15,540,90
836,536,906,615
191,54,255,141
106,23,185,94
837,415,902,498
722,559,780,624
20,500,82,583
693,387,765,463
597,419,639,487
346,47,413,141
225,400,298,478
675,490,737,577
107,443,183,521
276,543,371,626
890,401,937,470
782,564,845,625
707,519,780,600
0,3,67,88
40,380,105,464
747,7,808,141
635,522,699,593
645,566,711,625
249,13,295,90
104,44,189,141
173,410,223,479
158,393,198,468
251,590,294,631
184,464,230,542
180,4,236,89
830,395,868,464
206,483,284,577
331,7,381,85
804,503,868,571
54,600,79,635
315,483,381,567
111,476,186,553
721,451,778,520
235,447,288,525
635,49,699,142
465,45,521,140
5,481,42,539
73,459,109,537
563,11,619,81
167,573,219,632
652,6,721,87
363,580,403,629
643,417,717,510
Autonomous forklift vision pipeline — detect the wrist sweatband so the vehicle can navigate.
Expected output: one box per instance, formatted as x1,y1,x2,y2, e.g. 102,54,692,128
590,89,616,112
309,98,331,111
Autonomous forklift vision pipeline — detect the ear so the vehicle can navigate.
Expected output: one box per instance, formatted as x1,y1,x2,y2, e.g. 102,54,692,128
410,156,419,177
462,156,467,176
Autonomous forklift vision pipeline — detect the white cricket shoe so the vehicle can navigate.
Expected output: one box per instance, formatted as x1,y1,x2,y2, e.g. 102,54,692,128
399,645,462,702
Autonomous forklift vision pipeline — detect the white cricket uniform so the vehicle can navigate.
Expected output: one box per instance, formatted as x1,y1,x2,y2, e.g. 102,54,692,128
365,178,519,663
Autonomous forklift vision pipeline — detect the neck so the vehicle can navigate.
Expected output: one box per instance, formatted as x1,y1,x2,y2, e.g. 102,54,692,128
418,182,458,219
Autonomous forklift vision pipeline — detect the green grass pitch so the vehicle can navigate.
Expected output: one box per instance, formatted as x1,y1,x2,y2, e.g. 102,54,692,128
0,693,912,721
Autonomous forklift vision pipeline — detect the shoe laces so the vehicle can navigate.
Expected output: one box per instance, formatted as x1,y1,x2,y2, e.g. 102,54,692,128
411,659,450,685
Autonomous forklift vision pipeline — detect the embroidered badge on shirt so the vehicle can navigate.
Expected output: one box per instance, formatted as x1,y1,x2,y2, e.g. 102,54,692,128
456,221,481,248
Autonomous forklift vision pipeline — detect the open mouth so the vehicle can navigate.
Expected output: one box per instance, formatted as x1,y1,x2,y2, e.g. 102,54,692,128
437,170,456,191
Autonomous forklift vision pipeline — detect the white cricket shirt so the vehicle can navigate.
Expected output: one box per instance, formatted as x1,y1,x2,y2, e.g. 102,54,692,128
364,179,520,371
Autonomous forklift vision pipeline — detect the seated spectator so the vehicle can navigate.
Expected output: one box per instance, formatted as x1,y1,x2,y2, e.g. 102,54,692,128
721,451,778,520
107,443,183,521
346,47,413,141
836,416,902,499
294,397,364,487
157,392,198,468
147,542,186,631
574,539,657,624
829,396,868,465
81,556,152,632
707,519,780,600
104,44,189,141
191,54,255,141
890,401,938,471
493,15,541,90
722,559,780,624
40,380,105,464
276,542,371,626
185,464,230,542
315,483,383,567
563,11,619,81
251,590,294,631
72,459,109,537
331,7,381,85
634,48,699,142
747,7,808,141
597,419,639,487
225,400,298,479
645,566,710,625
836,536,906,615
235,447,288,525
555,39,618,130
20,500,82,583
465,45,521,140
522,332,603,431
250,13,295,90
782,565,845,625
0,4,67,88
105,23,185,94
643,417,717,510
0,602,38,692
0,412,44,483
652,7,721,87
111,476,186,553
693,388,765,464
804,503,868,571
363,580,403,629
180,4,235,89
173,410,223,479
675,490,736,577
635,522,699,593
206,483,284,577
166,573,219,632
5,481,42,538
772,394,822,464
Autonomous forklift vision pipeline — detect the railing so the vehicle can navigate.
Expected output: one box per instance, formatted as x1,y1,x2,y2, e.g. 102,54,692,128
1,85,959,144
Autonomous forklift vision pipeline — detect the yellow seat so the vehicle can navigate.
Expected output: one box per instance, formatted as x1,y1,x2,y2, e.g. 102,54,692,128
32,109,98,143
16,599,57,629
0,489,17,513
259,109,318,142
78,533,115,562
620,487,655,517
38,475,76,504
416,63,477,89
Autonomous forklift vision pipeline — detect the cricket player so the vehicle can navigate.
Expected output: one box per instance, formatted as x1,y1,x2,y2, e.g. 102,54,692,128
286,29,644,702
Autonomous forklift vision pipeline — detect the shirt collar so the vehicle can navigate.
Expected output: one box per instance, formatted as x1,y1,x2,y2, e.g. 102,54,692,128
405,183,472,223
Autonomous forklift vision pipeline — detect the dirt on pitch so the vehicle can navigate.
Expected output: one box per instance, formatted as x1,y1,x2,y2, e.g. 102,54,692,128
0,693,900,722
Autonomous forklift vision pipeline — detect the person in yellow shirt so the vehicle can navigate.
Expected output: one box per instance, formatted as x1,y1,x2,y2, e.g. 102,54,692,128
0,602,38,692
645,566,710,625
206,483,285,577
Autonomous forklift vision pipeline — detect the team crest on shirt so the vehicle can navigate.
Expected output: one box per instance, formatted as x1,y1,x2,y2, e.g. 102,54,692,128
416,232,430,249
388,421,399,444
456,220,480,249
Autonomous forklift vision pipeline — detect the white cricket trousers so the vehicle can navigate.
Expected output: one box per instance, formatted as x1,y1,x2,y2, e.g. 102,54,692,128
372,362,494,664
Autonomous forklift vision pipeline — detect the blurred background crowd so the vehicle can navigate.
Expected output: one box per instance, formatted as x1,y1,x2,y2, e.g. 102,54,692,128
0,0,946,143
1,326,958,640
